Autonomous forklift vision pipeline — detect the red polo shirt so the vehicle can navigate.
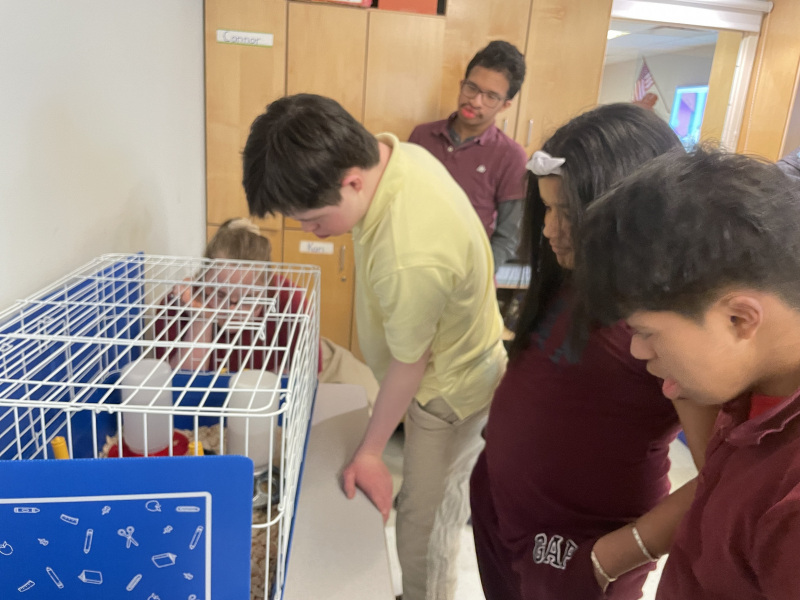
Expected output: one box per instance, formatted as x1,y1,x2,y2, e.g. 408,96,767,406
409,114,528,237
657,388,800,600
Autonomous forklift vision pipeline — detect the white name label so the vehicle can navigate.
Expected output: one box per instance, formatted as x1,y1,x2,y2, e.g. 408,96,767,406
216,29,274,47
299,240,334,255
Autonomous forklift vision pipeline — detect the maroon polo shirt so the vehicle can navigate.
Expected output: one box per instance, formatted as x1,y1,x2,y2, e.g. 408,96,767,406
409,114,528,237
657,388,800,600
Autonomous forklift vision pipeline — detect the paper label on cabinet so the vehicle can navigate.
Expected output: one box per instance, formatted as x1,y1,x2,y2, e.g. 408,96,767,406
299,240,334,255
216,30,274,47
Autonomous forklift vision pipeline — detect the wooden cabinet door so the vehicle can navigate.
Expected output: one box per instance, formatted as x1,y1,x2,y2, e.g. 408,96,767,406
363,11,446,139
205,0,286,230
439,0,532,137
282,230,355,349
514,0,612,155
284,217,303,230
287,2,368,121
700,31,742,145
737,0,800,160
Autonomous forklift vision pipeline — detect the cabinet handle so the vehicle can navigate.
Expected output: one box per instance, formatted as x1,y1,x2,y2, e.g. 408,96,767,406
502,118,508,133
526,119,534,147
339,246,347,282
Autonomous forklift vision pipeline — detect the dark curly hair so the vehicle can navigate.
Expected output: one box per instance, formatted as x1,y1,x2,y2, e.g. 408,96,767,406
465,41,526,100
576,146,800,324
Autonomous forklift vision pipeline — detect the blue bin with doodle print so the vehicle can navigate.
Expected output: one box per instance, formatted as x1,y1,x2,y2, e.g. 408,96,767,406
0,455,253,599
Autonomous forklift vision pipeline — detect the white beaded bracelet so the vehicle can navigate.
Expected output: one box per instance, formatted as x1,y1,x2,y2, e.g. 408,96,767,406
590,549,617,587
632,524,658,562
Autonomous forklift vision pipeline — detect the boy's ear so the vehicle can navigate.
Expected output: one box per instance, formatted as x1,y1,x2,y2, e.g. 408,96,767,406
341,168,364,193
722,294,764,340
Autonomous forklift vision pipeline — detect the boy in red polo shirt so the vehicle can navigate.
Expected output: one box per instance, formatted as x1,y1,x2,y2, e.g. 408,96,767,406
577,147,800,599
409,41,528,271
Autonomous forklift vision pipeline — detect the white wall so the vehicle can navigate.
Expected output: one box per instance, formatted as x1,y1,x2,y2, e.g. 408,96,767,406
600,46,716,122
0,1,206,309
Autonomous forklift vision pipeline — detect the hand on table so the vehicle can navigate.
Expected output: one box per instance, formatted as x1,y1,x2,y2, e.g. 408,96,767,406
341,451,393,523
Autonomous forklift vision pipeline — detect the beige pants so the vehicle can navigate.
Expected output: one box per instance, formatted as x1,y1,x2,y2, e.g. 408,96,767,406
396,397,489,600
318,337,380,410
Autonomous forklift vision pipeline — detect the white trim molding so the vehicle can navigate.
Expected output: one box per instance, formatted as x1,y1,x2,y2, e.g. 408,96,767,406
612,0,773,33
722,32,760,150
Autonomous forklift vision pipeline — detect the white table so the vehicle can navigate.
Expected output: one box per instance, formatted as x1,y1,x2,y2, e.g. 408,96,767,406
284,383,395,599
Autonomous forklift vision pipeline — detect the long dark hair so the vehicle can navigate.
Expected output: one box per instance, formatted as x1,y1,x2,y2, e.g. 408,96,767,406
508,103,683,361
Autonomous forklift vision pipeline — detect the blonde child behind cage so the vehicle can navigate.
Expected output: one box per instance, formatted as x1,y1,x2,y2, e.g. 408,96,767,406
204,218,379,408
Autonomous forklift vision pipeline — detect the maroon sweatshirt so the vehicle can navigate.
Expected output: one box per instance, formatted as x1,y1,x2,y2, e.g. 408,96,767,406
472,292,680,599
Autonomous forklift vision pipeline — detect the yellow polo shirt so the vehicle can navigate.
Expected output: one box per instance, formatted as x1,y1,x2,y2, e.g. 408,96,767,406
352,133,506,419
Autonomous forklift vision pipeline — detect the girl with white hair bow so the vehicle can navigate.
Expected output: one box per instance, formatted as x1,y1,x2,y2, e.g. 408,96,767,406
469,103,719,600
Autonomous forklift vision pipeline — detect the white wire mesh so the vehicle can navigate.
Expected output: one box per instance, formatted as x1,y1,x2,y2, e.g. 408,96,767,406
0,253,320,600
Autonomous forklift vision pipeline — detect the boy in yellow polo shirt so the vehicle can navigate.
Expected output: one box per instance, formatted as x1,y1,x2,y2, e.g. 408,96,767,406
242,94,506,600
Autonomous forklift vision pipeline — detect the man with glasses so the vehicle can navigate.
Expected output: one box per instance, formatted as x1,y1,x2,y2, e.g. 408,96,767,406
410,41,528,271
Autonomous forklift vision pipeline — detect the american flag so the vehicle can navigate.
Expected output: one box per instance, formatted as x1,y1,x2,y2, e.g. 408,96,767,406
634,59,655,102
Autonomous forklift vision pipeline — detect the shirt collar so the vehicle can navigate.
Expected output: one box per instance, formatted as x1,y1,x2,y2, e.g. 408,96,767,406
433,113,499,146
352,132,401,244
719,387,800,446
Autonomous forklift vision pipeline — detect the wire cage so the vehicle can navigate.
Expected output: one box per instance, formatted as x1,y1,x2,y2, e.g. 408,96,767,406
0,253,321,600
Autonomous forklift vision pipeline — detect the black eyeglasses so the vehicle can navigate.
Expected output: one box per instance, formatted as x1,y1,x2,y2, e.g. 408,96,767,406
460,80,507,108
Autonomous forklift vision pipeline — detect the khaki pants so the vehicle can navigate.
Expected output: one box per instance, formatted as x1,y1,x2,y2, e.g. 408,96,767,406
396,397,489,600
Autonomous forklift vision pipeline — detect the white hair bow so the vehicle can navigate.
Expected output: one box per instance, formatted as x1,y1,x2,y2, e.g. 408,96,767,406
526,150,565,176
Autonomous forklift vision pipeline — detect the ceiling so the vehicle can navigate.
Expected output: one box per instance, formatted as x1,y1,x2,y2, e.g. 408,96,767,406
605,18,719,64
